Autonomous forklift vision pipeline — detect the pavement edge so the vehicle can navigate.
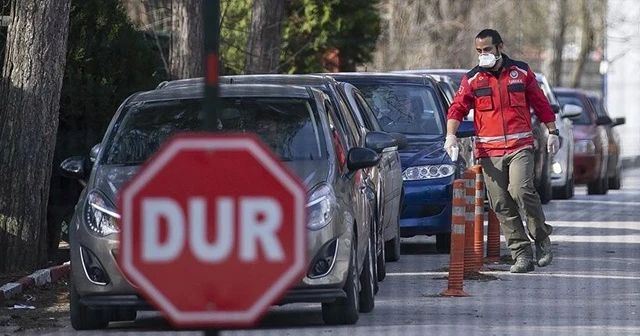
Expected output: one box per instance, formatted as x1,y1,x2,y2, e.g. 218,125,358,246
0,261,70,304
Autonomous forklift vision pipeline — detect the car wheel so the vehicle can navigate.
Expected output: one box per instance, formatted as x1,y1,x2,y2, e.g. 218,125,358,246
70,277,109,330
587,177,608,195
359,235,376,313
609,169,622,190
385,209,402,262
109,307,137,322
322,242,359,325
436,232,451,253
376,236,386,283
553,177,573,200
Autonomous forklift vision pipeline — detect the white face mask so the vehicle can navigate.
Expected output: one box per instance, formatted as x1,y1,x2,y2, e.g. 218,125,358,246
478,53,501,68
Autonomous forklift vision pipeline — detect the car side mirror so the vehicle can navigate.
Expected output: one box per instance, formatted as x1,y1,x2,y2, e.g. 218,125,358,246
89,143,102,163
456,120,475,138
347,147,380,171
562,103,582,119
59,156,86,180
596,116,612,126
612,117,626,127
365,131,398,153
390,132,408,150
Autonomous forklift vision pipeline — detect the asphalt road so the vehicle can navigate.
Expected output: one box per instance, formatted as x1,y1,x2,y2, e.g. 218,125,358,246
42,167,640,336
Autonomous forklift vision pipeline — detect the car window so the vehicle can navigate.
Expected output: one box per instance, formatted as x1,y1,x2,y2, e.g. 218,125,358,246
536,79,560,106
556,95,592,125
438,82,455,104
356,83,445,135
587,96,609,118
353,91,382,132
103,97,327,165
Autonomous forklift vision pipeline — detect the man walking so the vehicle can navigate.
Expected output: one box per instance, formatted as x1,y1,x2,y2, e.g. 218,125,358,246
445,29,559,273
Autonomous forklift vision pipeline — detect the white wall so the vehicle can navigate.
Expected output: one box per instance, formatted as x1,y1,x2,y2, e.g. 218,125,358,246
606,0,640,159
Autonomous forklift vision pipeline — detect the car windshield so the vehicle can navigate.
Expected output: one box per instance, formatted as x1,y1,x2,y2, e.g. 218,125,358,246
354,84,445,135
536,79,559,106
556,95,591,125
102,97,327,165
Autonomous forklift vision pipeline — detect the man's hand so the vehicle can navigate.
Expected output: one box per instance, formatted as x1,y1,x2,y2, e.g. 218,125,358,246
547,134,560,156
444,135,459,161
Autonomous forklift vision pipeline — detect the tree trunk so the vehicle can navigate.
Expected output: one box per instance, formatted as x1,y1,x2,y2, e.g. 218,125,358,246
0,0,71,273
569,0,594,88
542,0,567,86
244,0,286,74
169,0,204,79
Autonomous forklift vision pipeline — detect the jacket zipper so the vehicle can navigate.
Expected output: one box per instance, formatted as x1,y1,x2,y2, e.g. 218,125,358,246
496,73,508,149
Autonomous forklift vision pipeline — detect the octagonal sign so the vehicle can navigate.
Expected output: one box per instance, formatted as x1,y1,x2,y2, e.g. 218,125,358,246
118,133,307,328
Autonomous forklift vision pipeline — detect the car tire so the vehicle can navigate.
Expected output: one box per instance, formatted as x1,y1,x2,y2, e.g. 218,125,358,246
587,177,608,195
436,232,451,253
322,242,359,325
359,235,376,313
385,210,402,262
553,177,574,200
70,277,110,330
109,308,137,322
376,237,386,283
609,169,622,190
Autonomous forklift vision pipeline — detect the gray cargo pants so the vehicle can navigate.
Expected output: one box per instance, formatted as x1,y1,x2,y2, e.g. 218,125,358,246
479,147,553,260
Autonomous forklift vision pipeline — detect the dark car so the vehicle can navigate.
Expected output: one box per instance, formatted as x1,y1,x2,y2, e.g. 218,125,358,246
60,84,388,329
326,72,476,253
554,88,625,194
399,68,554,204
585,92,625,189
203,74,404,280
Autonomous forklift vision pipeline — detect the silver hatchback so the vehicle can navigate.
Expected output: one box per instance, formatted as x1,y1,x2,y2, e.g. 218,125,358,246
61,83,393,330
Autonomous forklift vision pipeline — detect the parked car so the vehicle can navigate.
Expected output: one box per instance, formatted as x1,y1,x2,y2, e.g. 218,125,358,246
553,87,625,194
393,69,466,93
402,68,554,203
60,83,387,329
216,74,405,277
535,73,579,199
585,91,625,189
327,72,475,253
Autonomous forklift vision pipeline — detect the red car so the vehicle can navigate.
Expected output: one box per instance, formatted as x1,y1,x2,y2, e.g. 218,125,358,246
553,88,625,195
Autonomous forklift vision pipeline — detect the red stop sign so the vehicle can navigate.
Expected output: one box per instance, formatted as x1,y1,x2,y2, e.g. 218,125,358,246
118,133,307,328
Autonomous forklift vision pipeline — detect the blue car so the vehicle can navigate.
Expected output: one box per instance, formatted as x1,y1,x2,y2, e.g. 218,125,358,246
328,73,475,253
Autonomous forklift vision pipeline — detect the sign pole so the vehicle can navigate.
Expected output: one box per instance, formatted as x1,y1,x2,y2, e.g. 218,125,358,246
203,1,220,335
203,0,220,132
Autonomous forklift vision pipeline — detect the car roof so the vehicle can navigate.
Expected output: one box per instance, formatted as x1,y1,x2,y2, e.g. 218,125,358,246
155,74,341,90
325,72,427,84
552,87,586,95
131,83,316,103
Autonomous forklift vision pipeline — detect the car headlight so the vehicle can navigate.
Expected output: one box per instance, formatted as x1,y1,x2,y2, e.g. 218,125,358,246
552,162,563,175
575,140,595,154
307,184,336,231
402,164,455,181
85,191,120,236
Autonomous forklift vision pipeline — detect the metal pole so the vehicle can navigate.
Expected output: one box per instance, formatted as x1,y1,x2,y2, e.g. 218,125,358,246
202,0,221,330
203,0,220,132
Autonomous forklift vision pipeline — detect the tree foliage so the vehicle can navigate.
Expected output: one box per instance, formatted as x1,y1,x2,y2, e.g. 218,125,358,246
220,0,381,74
47,0,163,256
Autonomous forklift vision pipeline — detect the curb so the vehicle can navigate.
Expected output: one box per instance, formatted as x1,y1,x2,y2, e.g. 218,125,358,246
0,261,70,304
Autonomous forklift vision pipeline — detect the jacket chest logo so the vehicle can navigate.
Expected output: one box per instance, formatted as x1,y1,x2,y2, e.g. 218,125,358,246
508,70,523,84
477,75,489,87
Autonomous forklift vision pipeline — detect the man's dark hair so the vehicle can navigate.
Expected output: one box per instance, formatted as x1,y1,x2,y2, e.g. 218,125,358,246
476,29,503,45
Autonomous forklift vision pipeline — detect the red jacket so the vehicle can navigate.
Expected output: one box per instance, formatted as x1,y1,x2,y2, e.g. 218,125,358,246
448,55,555,158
